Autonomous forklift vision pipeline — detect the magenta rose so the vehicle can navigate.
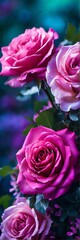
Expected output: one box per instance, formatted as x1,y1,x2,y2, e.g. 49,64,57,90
0,27,58,87
46,42,80,111
0,199,51,240
16,126,79,200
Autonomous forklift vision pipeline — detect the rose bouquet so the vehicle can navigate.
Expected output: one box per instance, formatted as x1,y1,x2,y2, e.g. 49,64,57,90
0,25,80,240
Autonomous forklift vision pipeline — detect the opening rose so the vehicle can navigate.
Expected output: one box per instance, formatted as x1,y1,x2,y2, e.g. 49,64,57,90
16,126,79,200
46,42,80,111
0,27,58,87
0,200,51,240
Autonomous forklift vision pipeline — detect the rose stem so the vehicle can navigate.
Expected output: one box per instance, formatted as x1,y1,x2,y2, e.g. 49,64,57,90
41,81,57,110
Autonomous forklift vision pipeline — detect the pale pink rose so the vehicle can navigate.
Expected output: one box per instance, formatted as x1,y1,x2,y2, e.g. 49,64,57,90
0,200,51,240
46,42,80,111
0,27,58,87
16,126,79,200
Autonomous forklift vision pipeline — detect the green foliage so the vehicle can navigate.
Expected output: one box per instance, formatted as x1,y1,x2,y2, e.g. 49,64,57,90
49,183,80,239
36,107,65,130
34,100,47,112
35,194,49,214
28,195,36,208
63,109,80,138
27,194,49,214
65,23,80,43
0,195,11,208
69,112,79,122
36,108,55,128
23,123,36,135
0,166,17,178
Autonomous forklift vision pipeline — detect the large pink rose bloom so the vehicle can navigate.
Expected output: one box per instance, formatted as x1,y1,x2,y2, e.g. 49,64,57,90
0,200,51,240
16,126,79,200
0,27,58,87
46,42,80,111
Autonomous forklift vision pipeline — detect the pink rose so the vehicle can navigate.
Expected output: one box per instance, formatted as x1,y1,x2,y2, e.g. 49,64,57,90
0,27,58,87
0,200,51,240
46,42,80,111
16,126,79,200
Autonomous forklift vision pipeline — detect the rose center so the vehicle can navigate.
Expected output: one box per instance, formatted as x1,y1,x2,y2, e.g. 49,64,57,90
71,56,80,68
11,213,27,235
37,149,48,161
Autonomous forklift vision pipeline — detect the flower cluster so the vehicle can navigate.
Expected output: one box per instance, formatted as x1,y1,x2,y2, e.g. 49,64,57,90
0,27,80,111
0,26,80,239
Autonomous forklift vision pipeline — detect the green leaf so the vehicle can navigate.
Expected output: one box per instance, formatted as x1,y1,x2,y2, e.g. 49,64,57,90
34,100,47,112
20,86,39,96
23,124,36,135
27,194,49,214
35,195,49,214
66,23,76,41
35,201,45,214
36,108,65,130
28,195,36,208
25,116,33,122
73,32,80,42
0,195,11,208
0,166,17,178
36,108,55,128
69,113,78,121
65,23,80,43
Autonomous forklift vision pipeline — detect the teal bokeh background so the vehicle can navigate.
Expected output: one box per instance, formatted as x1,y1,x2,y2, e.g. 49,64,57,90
0,0,79,46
